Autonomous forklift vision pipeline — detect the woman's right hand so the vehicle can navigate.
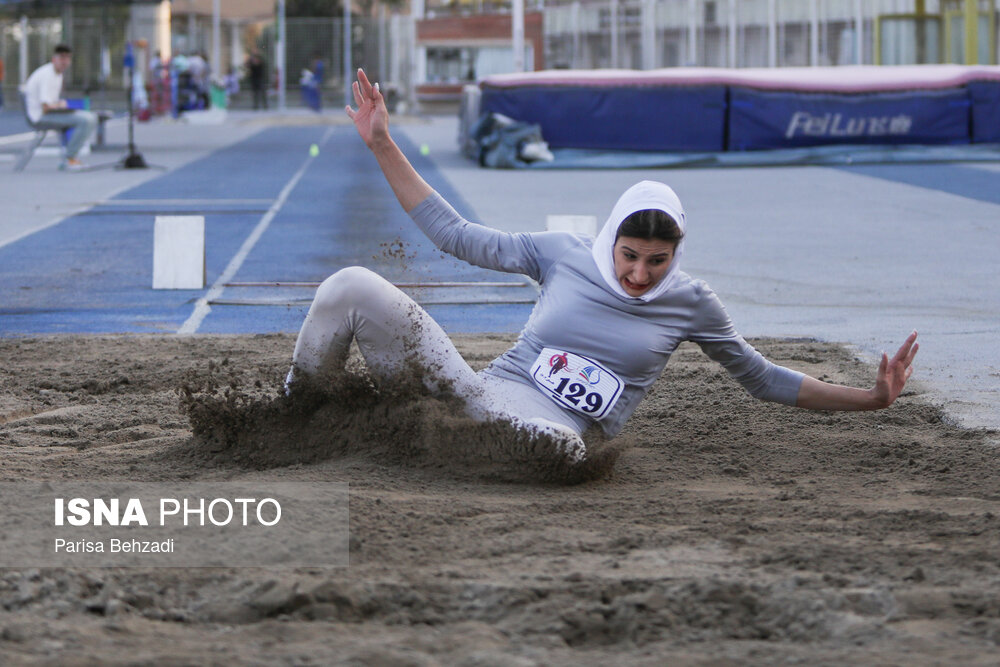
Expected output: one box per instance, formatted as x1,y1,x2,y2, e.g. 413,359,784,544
345,68,389,150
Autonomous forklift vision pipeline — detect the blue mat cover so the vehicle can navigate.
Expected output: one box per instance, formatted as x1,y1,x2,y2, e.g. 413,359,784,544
481,85,727,152
728,87,972,150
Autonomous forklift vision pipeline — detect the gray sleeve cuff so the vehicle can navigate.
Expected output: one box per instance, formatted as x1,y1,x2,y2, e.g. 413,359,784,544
760,364,805,406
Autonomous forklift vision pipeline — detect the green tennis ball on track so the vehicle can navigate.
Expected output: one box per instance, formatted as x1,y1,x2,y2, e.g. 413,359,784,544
309,144,319,157
419,143,430,156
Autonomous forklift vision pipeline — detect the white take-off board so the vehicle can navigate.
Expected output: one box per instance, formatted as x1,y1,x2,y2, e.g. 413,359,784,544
546,214,597,237
153,216,205,289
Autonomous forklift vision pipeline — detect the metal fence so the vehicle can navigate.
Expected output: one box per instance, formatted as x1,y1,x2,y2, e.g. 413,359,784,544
542,0,998,70
543,0,880,71
258,15,412,108
1,7,131,97
1,12,412,111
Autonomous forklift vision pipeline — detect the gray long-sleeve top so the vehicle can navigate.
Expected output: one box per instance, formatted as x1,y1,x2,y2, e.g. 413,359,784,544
409,192,804,437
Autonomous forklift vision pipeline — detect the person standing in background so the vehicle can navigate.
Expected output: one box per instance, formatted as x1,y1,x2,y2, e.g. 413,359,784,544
149,50,162,79
246,50,267,110
312,53,325,111
188,51,209,108
224,67,240,99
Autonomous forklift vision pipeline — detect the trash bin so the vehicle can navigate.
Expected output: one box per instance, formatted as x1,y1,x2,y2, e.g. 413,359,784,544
210,84,227,110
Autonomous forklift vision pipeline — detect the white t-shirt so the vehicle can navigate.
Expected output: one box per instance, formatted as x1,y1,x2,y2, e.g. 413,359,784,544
24,62,63,124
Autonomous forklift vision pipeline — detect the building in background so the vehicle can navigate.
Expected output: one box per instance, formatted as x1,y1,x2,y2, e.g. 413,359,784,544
2,0,997,112
416,8,544,107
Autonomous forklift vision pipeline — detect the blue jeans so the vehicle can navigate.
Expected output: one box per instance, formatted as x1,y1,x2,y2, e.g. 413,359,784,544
36,110,98,159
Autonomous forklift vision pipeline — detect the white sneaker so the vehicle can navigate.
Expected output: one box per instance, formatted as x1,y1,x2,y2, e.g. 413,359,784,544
59,158,86,172
524,417,586,464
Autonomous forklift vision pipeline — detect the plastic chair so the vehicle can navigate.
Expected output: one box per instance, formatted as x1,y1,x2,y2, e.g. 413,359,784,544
13,91,65,172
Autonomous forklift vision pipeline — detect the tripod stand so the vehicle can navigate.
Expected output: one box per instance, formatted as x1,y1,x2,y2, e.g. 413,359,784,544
118,42,162,170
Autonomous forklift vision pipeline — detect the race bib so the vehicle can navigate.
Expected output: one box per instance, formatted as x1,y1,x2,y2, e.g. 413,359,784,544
529,348,624,421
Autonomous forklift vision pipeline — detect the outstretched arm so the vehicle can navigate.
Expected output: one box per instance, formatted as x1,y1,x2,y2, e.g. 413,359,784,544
795,331,919,411
345,68,432,212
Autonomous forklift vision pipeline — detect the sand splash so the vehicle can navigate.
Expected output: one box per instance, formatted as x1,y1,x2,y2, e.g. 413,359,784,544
178,362,625,484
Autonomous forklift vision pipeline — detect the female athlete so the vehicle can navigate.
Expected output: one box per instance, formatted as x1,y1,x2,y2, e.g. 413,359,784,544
285,69,919,464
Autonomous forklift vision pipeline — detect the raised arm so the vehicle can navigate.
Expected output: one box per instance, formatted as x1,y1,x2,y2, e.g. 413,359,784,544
345,68,431,212
345,68,567,281
795,331,919,411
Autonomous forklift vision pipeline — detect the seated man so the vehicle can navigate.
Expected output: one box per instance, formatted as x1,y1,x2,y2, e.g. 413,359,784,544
23,44,97,171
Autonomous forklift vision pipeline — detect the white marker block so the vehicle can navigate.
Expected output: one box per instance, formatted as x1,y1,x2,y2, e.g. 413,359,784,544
153,216,205,289
546,214,597,237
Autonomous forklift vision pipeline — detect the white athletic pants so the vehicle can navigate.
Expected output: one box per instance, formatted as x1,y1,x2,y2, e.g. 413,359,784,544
288,267,585,459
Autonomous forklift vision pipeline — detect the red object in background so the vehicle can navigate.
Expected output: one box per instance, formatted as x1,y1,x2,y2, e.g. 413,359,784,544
148,75,171,116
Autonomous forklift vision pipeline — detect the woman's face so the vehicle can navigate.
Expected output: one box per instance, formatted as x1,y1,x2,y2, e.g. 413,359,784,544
613,236,676,297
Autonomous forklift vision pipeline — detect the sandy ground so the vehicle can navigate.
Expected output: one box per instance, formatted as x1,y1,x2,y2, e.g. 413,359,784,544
2,334,1000,665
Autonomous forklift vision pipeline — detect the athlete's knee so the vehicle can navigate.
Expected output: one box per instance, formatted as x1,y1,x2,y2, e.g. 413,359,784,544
313,266,388,312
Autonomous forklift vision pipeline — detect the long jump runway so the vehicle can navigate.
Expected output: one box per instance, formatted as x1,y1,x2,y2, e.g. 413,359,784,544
0,126,535,336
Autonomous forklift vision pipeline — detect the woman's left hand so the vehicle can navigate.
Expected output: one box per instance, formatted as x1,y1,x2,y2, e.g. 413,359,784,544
870,331,919,408
345,68,389,150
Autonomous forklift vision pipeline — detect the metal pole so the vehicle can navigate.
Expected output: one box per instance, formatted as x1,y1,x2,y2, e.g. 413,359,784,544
853,0,862,64
100,5,109,110
410,0,424,111
571,1,580,68
230,21,241,74
641,0,655,69
810,0,819,66
964,0,978,64
687,0,697,65
767,0,777,68
914,0,926,63
513,0,525,71
379,4,388,82
728,0,737,67
344,0,352,106
19,15,28,85
212,0,221,80
277,0,286,110
610,0,619,68
389,13,401,84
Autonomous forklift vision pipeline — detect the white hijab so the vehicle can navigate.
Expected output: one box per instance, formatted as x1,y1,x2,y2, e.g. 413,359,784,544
591,180,687,303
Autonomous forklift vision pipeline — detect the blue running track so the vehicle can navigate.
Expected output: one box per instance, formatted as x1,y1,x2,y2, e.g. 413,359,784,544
0,126,533,335
837,163,1000,207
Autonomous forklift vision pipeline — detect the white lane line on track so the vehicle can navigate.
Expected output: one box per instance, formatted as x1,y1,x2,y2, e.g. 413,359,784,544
177,126,336,335
0,180,156,252
0,131,37,146
97,198,275,206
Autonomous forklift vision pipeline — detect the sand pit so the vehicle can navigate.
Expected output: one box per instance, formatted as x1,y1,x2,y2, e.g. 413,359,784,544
2,334,999,664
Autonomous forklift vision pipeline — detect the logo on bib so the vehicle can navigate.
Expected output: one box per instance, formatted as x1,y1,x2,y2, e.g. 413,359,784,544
548,352,568,377
530,348,624,421
579,366,601,385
